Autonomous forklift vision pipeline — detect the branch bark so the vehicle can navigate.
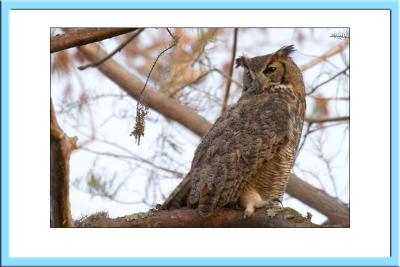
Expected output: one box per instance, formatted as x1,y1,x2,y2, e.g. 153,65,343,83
305,115,349,124
287,174,349,225
50,99,76,227
77,42,349,225
75,207,320,228
51,28,138,53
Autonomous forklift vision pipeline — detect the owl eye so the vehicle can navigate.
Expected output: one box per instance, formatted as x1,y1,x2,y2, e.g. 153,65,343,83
263,66,276,75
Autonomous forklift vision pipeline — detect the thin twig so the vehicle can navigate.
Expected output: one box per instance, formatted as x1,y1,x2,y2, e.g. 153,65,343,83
221,28,239,113
191,29,218,67
306,66,350,95
139,28,178,99
308,95,349,101
81,147,184,178
306,121,348,135
78,29,144,70
132,28,179,145
212,68,243,88
305,116,349,124
170,67,243,99
296,123,312,158
297,119,347,159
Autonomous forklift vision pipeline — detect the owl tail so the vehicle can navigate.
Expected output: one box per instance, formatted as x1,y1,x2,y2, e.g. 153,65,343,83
160,175,192,210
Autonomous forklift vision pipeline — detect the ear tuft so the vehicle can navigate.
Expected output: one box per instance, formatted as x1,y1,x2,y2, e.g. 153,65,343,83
235,56,244,68
275,45,295,57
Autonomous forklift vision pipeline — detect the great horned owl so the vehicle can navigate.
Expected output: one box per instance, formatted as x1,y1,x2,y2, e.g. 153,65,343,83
162,45,306,217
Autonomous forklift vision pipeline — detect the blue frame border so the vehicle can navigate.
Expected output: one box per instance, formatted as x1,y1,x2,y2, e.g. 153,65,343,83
1,1,398,266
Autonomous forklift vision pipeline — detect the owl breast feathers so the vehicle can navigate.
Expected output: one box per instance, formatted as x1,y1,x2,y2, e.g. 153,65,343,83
162,45,306,217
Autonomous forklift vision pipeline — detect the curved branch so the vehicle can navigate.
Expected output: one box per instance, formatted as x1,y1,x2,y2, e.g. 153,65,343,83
51,28,138,53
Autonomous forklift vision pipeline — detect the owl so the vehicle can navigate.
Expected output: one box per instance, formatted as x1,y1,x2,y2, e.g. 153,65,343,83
161,45,306,217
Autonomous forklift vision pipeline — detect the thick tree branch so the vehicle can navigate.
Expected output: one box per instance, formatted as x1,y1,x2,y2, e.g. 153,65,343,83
50,99,77,227
77,42,349,225
287,174,349,225
75,207,320,228
51,28,138,53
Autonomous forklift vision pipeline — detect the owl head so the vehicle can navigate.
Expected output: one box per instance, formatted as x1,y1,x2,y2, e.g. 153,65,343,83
236,45,304,95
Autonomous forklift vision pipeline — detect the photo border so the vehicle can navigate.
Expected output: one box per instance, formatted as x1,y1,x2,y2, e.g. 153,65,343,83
1,1,398,266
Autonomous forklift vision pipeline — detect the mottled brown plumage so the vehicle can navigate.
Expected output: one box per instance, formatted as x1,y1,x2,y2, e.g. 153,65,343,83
161,45,306,217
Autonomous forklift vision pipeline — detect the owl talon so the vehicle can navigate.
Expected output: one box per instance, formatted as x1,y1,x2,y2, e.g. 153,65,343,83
243,207,255,218
272,198,284,207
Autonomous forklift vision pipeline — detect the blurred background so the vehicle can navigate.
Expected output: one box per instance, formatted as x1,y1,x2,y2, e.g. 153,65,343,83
50,28,349,224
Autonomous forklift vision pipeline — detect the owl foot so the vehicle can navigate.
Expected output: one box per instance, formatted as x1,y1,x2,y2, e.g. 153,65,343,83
243,206,255,218
243,200,271,218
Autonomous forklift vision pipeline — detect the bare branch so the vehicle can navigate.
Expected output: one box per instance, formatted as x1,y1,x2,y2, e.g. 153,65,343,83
309,96,349,101
287,174,349,225
300,40,349,71
306,66,350,95
221,28,239,113
78,29,145,70
306,116,349,124
51,28,138,53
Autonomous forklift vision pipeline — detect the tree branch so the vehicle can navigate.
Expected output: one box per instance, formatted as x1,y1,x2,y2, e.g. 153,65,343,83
77,42,349,225
50,99,77,227
221,28,238,114
300,40,349,71
75,207,320,228
78,29,144,70
287,174,349,225
306,66,350,95
51,28,138,53
305,116,349,124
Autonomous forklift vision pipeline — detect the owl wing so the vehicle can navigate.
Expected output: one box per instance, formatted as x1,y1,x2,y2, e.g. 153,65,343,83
187,96,291,217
